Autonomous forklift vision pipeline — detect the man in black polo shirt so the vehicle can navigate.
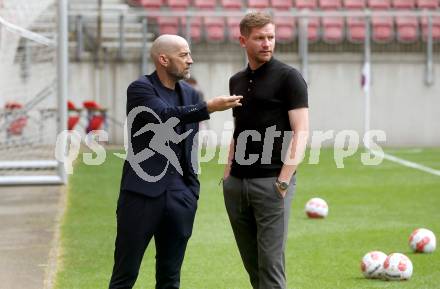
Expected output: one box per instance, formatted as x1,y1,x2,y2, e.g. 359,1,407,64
222,12,309,289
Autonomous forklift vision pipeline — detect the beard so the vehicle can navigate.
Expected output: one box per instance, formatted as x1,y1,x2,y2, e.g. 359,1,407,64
168,64,191,81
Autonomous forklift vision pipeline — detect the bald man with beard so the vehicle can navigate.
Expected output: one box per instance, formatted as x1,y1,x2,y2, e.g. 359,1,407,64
108,35,242,289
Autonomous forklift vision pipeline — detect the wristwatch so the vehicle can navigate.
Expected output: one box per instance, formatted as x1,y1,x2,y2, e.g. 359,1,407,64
276,179,289,191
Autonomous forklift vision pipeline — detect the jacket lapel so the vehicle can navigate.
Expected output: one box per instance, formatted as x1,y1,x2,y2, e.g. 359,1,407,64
147,72,169,105
177,80,191,130
176,81,194,165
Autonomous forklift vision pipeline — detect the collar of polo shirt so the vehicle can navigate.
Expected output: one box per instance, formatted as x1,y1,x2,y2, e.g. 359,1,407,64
245,57,275,76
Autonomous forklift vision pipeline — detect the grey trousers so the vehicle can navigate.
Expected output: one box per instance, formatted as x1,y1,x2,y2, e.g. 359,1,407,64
223,175,296,289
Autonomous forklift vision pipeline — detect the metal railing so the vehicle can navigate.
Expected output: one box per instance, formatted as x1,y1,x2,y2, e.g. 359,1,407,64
67,7,440,85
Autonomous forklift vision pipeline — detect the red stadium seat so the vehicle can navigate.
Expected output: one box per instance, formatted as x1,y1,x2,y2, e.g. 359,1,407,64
83,101,106,133
322,16,344,43
68,101,81,130
127,0,143,7
392,0,415,8
396,16,418,42
319,0,342,9
167,0,190,9
4,102,27,136
83,100,102,110
344,0,367,43
227,17,242,42
248,0,270,8
158,17,180,35
7,117,27,136
295,0,318,9
372,16,394,42
204,17,225,42
87,116,105,133
68,116,80,130
67,100,76,110
274,16,296,43
271,0,293,9
416,0,438,9
347,17,367,42
4,102,23,110
343,0,366,9
300,17,320,42
368,0,390,9
140,0,163,9
194,0,217,9
221,0,243,9
181,17,203,43
421,16,440,41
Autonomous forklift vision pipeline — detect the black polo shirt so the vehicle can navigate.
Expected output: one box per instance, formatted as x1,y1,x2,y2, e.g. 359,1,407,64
229,57,308,178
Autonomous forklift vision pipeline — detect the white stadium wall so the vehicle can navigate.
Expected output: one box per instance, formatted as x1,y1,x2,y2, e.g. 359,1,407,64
68,52,440,146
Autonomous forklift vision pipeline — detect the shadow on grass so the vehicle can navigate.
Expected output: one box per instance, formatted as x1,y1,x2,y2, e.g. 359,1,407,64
351,276,385,281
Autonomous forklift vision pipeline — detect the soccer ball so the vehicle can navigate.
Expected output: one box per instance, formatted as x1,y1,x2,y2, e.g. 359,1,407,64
305,197,328,218
409,228,436,253
383,253,413,281
360,251,387,279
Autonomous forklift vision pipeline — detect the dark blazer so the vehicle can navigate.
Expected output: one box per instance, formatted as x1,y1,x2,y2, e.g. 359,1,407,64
120,72,210,198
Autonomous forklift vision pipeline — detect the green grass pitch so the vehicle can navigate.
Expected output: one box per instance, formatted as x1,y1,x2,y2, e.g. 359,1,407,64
54,148,440,289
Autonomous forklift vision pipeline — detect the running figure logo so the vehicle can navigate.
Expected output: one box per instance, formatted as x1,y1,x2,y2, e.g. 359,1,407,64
126,106,192,182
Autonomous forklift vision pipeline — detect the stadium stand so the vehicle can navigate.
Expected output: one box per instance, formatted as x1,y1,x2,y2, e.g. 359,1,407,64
343,0,366,9
367,0,394,43
271,0,293,10
204,17,226,42
157,17,180,35
393,0,416,9
347,16,367,42
319,0,342,9
295,0,320,43
67,101,81,131
274,16,296,43
62,0,440,152
368,0,391,9
83,101,106,133
181,17,203,42
344,0,366,43
220,0,243,9
72,0,440,46
416,0,438,9
226,17,242,42
319,0,344,44
140,0,163,9
306,17,321,42
295,0,318,9
194,0,217,9
167,0,190,9
129,0,440,14
396,16,419,42
4,102,27,137
372,16,394,42
248,0,270,9
421,16,440,41
322,16,345,43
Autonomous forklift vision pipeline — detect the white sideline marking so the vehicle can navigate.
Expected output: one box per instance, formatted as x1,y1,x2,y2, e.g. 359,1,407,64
369,149,440,177
385,148,423,154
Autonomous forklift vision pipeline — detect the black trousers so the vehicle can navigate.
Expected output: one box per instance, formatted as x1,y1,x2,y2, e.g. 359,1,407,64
109,175,198,289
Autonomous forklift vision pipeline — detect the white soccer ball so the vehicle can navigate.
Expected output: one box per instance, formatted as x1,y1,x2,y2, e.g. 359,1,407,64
383,253,413,281
409,228,436,253
360,251,387,279
305,197,328,218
